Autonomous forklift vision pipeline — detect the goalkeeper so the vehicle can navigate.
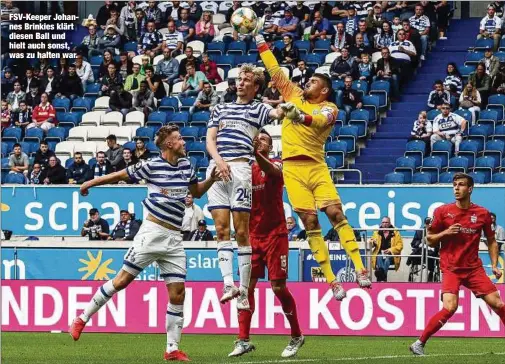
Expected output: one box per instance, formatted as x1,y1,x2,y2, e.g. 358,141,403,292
256,32,371,300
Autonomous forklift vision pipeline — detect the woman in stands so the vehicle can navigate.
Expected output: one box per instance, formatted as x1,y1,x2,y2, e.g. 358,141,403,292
117,51,133,81
57,56,69,79
443,62,463,97
98,49,118,81
279,34,299,70
459,82,481,124
134,138,149,160
195,11,215,43
375,20,394,51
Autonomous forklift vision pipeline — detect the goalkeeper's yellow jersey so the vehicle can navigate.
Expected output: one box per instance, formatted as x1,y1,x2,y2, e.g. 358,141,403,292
258,44,338,164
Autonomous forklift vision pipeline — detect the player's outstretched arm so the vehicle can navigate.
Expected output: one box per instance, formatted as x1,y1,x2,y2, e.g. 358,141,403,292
253,138,282,178
189,167,221,198
80,170,130,196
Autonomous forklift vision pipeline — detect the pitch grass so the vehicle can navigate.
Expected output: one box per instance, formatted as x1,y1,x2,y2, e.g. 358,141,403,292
2,333,505,364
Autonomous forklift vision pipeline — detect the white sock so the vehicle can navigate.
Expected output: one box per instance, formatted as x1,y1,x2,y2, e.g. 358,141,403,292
237,245,252,291
166,303,184,353
80,280,117,323
217,241,234,287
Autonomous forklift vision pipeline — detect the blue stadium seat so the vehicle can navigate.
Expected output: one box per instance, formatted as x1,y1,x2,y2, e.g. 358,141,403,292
1,142,8,157
46,127,67,142
135,127,155,142
337,126,358,153
474,38,494,51
227,41,247,55
431,140,453,167
191,111,210,123
502,157,505,171
474,156,496,183
332,79,345,91
384,172,406,184
294,40,310,55
85,83,101,96
197,157,209,172
412,172,432,184
4,172,25,184
405,140,426,167
348,109,369,138
486,94,505,122
361,95,379,123
71,97,92,112
180,126,200,142
212,55,234,73
370,80,390,109
336,110,347,125
464,51,484,66
24,128,44,143
147,111,168,126
468,171,486,184
478,110,499,132
324,141,347,167
458,140,480,168
46,141,58,152
1,157,10,169
159,97,180,112
2,127,22,143
207,42,226,56
53,97,71,112
492,171,505,183
352,80,369,97
234,54,257,66
395,156,418,184
448,156,469,173
427,109,441,121
179,97,197,111
146,142,160,158
469,124,492,151
458,65,476,78
59,112,81,126
124,41,138,52
421,156,443,183
89,55,103,66
186,141,207,160
18,141,34,156
495,124,505,143
483,140,505,166
495,51,505,63
302,53,324,68
313,39,331,54
439,171,456,183
65,158,74,168
168,111,190,127
453,108,472,123
123,141,136,151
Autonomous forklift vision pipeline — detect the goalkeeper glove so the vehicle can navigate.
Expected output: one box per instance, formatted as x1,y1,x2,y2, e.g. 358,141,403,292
280,102,304,123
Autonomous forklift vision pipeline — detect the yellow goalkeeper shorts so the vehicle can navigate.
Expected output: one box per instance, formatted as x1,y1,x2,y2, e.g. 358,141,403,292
283,159,341,215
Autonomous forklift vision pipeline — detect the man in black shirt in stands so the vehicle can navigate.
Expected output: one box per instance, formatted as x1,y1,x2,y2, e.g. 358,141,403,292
81,208,110,241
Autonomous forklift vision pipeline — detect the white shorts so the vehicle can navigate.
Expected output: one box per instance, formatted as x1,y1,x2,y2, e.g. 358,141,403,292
122,220,186,283
207,160,252,212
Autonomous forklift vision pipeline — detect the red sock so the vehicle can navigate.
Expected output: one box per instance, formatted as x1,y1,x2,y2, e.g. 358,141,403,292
420,308,454,343
274,287,302,338
238,291,255,340
496,305,505,326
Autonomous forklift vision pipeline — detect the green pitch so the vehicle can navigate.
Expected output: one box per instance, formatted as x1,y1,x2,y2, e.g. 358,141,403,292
2,333,505,364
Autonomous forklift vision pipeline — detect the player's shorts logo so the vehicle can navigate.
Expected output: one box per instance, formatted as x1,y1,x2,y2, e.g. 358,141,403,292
280,255,287,271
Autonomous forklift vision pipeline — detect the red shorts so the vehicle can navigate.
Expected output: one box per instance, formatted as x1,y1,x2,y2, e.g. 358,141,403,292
442,267,498,298
250,234,289,280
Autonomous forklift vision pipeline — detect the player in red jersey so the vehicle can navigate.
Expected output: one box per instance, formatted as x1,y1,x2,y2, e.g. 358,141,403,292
228,130,304,358
410,173,505,356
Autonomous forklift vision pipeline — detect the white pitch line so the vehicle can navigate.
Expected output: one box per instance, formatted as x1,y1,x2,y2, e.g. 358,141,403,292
226,351,505,364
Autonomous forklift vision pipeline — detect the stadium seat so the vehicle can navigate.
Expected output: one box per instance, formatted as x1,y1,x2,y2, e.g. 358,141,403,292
468,171,486,184
53,97,71,112
458,65,476,78
75,141,97,162
46,127,67,142
89,55,103,66
181,126,200,142
19,141,35,156
404,140,426,167
483,140,505,166
469,124,492,151
67,126,90,142
212,55,234,73
439,171,456,183
135,127,155,142
473,156,495,183
384,172,405,184
1,157,10,169
207,42,226,56
421,156,443,183
81,111,103,127
492,171,505,183
55,141,75,158
3,127,22,143
71,97,93,112
370,80,390,109
58,112,81,127
147,111,168,126
477,110,498,132
196,157,209,172
453,109,472,123
302,53,324,68
86,126,110,142
294,40,310,55
431,140,453,167
85,83,101,96
24,128,44,143
168,111,190,127
412,172,432,184
458,140,480,168
109,126,132,144
171,82,184,96
123,141,136,151
1,142,8,157
394,156,417,184
487,94,505,122
324,52,340,66
93,96,110,111
101,111,124,126
337,126,358,153
4,173,25,184
475,38,494,51
361,95,379,123
314,66,330,76
464,51,484,66
125,111,145,127
186,141,207,159
186,40,205,57
179,97,197,111
159,97,180,112
352,80,369,97
313,39,331,54
348,109,369,138
332,79,345,91
426,109,441,121
146,141,160,158
227,41,247,55
234,54,257,67
324,141,347,167
448,156,469,173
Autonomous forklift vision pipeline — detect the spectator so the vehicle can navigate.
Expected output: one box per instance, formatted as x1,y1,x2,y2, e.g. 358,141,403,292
145,66,166,100
292,60,313,89
156,48,180,86
162,20,184,57
110,210,141,240
181,193,204,240
27,162,43,185
66,152,90,184
324,216,361,242
279,34,299,69
138,21,163,59
369,216,403,282
40,155,67,184
10,101,31,129
312,0,333,20
56,57,69,79
367,4,387,35
1,100,10,129
331,22,353,53
176,8,195,42
286,216,301,241
81,208,110,240
374,47,400,100
130,7,147,42
116,52,133,81
278,7,299,39
478,4,501,52
98,49,117,81
430,102,467,154
98,25,121,55
25,82,41,109
444,62,463,97
133,138,149,160
199,53,222,85
191,82,218,114
106,6,126,38
180,63,208,98
26,93,56,133
354,19,373,48
108,84,133,117
468,62,492,105
132,80,155,118
36,59,50,79
344,5,358,37
375,21,395,51
104,134,124,170
60,64,84,100
427,80,451,110
401,19,422,57
492,64,505,94
33,140,55,169
330,48,356,80
189,219,214,241
178,47,201,80
459,83,482,124
338,76,363,116
261,7,278,36
124,63,145,92
1,68,16,98
262,80,284,107
391,16,402,34
309,11,330,42
93,151,113,178
349,33,373,59
74,54,94,92
39,67,60,101
292,1,311,31
408,111,433,154
20,67,38,95
116,148,137,171
481,46,500,79
74,25,100,59
195,11,214,43
96,1,114,30
99,63,123,97
389,29,417,76
145,0,162,28
220,78,237,104
165,0,183,22
120,1,139,41
490,212,505,251
409,4,431,60
6,81,25,112
225,1,241,23
357,53,375,84
434,1,451,40
8,143,29,174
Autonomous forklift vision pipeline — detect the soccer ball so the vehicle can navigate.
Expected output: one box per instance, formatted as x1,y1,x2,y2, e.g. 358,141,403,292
231,7,258,35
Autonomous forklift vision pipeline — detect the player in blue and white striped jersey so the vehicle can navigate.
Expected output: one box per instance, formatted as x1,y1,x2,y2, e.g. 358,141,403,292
69,125,221,362
206,63,289,311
